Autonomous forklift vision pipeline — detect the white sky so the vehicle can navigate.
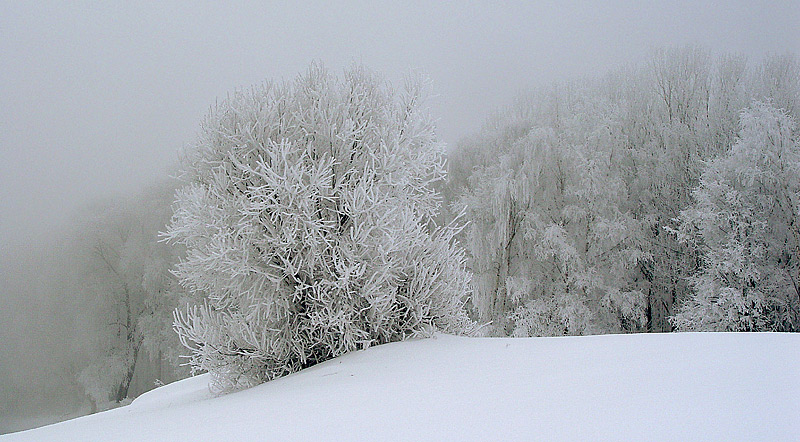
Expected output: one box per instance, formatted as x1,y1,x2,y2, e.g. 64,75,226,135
1,1,799,248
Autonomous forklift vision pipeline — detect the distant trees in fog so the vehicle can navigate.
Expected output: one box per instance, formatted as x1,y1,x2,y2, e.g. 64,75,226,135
71,183,190,409
0,182,191,420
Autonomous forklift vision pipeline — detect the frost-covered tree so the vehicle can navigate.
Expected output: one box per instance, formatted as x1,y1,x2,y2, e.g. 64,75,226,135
752,54,800,122
614,47,720,331
166,64,474,393
671,103,800,331
455,85,647,336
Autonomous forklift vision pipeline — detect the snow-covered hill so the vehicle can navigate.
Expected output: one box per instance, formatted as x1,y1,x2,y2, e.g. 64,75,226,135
4,333,799,441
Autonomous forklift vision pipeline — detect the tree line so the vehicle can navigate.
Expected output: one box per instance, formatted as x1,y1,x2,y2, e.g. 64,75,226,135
445,47,799,336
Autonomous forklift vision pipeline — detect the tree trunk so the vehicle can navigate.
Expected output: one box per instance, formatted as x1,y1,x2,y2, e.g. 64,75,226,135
115,334,143,402
646,287,653,332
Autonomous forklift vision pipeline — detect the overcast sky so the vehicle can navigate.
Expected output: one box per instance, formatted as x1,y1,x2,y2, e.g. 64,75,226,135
1,1,798,249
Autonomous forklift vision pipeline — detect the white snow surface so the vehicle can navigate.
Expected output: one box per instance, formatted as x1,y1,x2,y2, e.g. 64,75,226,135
4,333,799,441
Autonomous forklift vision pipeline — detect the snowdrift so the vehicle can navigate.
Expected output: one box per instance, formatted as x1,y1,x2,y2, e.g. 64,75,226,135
4,333,799,441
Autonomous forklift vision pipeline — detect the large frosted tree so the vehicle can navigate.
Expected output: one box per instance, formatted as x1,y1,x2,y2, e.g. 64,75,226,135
671,103,800,331
166,64,474,393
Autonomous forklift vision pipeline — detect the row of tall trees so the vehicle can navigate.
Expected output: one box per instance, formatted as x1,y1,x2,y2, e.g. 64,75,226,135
446,48,800,336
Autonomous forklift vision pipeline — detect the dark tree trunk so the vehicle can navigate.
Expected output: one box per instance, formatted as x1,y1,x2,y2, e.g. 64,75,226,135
646,288,653,332
115,334,143,403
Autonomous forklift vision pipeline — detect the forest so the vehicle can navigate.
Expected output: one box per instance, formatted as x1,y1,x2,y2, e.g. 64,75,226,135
1,46,799,431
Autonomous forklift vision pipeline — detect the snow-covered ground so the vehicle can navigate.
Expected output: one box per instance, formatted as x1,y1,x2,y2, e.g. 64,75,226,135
3,333,799,441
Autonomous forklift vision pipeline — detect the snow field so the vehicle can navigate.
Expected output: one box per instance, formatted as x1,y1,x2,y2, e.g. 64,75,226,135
4,332,798,441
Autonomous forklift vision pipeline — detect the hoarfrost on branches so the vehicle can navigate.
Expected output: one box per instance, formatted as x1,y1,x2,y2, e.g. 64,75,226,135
166,64,474,393
671,102,800,331
447,49,800,335
454,87,647,336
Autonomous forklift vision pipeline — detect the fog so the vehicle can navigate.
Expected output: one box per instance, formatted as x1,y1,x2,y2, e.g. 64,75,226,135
1,0,798,433
2,1,798,249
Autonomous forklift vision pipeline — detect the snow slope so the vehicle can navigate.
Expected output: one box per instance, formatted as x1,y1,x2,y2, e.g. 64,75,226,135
4,333,799,441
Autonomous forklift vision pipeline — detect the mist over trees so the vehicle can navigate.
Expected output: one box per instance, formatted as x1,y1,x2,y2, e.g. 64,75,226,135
0,182,189,428
71,183,191,410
